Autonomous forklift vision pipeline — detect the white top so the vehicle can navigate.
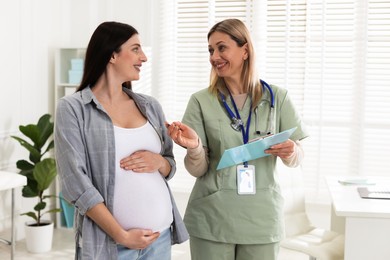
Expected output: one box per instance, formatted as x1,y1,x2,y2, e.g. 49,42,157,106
0,171,27,191
113,122,173,232
326,176,390,218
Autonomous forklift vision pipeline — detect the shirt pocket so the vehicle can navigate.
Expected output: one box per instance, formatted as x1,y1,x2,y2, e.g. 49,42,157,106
203,118,225,154
203,118,244,191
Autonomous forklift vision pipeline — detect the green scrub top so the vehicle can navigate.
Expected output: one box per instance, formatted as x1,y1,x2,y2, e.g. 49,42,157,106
182,84,309,244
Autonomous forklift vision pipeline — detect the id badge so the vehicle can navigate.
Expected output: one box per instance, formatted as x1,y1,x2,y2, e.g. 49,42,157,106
237,165,256,195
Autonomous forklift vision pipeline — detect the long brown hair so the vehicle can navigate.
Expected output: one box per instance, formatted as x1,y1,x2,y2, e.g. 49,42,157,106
207,19,262,108
77,21,138,92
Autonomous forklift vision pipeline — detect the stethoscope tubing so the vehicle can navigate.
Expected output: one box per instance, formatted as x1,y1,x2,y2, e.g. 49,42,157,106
219,79,275,136
260,79,275,108
255,79,275,135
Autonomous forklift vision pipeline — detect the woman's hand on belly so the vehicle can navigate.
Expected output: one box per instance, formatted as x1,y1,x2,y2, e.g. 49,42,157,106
86,203,162,250
120,150,170,176
118,228,160,249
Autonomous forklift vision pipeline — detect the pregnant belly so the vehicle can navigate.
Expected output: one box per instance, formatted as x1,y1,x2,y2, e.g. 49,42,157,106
113,171,173,232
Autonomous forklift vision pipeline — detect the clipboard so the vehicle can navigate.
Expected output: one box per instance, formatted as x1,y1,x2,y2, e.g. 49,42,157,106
217,127,297,170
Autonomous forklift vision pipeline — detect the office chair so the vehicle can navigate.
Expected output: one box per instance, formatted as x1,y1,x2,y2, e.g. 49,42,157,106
277,161,344,260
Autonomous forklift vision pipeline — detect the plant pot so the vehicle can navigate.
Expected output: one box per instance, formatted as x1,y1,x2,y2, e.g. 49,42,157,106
25,220,54,253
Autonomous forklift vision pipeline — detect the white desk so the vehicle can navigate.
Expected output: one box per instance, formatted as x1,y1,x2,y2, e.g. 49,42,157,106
326,176,390,260
0,171,27,260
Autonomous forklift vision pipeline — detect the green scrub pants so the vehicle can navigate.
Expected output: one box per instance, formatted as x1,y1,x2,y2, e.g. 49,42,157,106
189,236,280,260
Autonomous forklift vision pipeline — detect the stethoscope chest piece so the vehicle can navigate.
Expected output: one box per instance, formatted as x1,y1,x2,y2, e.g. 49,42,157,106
231,117,243,131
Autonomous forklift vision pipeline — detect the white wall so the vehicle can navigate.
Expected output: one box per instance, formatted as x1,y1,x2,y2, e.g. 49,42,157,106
0,0,156,240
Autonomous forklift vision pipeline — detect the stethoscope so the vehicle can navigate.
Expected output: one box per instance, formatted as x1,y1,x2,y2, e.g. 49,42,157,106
220,79,275,138
255,79,275,136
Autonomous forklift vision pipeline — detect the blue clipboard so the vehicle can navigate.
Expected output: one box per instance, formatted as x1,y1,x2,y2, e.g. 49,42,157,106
217,127,297,170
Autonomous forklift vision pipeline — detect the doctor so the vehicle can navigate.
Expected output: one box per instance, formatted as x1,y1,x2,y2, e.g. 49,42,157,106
166,18,309,260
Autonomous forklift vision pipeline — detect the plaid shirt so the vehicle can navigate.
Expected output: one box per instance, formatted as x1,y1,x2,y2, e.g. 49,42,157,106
55,87,188,260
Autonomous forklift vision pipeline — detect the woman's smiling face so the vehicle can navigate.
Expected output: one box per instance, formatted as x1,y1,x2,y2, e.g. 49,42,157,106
112,34,147,82
208,31,248,82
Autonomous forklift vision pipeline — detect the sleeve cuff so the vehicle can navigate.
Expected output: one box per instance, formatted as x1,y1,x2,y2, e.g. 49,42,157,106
186,138,204,159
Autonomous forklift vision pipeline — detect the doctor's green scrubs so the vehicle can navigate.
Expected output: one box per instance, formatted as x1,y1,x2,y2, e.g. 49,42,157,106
182,84,309,259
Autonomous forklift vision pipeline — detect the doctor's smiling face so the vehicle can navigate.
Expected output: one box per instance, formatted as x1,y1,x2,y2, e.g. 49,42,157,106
208,31,248,82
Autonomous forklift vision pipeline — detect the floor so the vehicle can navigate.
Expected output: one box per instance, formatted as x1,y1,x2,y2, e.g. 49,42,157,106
0,191,325,260
0,230,308,260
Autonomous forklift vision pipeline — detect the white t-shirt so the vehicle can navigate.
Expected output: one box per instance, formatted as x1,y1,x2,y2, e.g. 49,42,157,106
113,122,173,232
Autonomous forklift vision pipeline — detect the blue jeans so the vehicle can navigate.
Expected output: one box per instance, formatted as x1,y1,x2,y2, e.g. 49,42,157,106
117,228,171,260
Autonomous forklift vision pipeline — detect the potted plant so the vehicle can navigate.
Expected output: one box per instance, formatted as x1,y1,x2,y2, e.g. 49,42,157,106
11,113,60,253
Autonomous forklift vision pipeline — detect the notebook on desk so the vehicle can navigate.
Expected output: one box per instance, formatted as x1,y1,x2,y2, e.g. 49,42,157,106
357,187,390,200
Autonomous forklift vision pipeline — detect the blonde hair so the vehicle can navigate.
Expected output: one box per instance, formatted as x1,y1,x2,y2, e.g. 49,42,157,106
207,19,262,108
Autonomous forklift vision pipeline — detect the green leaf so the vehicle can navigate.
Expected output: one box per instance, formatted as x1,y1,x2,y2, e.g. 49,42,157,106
36,114,54,149
16,160,34,172
21,212,38,221
22,182,39,197
11,136,41,163
33,158,57,191
46,208,62,214
43,194,58,200
19,124,40,148
34,201,46,211
43,140,55,156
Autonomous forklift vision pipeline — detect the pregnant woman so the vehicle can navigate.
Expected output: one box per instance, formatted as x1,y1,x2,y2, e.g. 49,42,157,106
54,21,188,260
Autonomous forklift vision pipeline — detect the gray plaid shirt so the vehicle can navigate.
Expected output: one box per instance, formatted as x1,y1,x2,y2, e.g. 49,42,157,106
54,87,188,260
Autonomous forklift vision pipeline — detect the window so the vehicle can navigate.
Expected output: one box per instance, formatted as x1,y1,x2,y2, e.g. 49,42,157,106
155,0,390,203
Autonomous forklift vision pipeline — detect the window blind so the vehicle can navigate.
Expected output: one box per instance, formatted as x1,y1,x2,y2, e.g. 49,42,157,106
157,0,252,191
361,0,390,179
302,0,390,202
155,0,390,202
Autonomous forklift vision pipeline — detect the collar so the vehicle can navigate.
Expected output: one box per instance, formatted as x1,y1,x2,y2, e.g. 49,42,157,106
80,86,148,107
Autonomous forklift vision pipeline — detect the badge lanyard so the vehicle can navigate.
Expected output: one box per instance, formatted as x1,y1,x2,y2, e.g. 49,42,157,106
219,90,252,166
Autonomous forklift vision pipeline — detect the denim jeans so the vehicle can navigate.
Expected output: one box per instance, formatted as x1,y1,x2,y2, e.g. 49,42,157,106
117,228,171,260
